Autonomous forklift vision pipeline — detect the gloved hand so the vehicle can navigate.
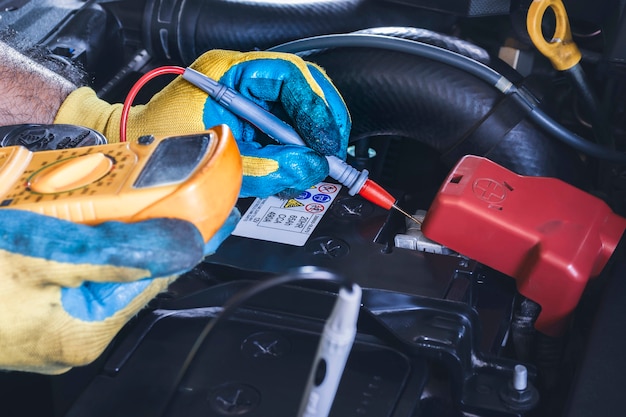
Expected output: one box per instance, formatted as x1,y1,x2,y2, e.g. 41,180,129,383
55,50,351,197
0,209,239,374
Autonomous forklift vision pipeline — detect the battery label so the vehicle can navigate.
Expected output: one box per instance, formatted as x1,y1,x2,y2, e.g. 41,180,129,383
232,182,341,246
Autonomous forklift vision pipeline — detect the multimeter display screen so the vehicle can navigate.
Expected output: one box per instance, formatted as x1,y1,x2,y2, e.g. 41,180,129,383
134,135,211,188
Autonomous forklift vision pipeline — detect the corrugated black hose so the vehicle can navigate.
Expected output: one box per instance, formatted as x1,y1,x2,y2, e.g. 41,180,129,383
142,0,452,64
140,1,590,185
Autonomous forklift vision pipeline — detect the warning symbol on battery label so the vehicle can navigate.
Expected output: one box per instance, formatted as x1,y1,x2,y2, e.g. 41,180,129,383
305,203,325,213
312,194,332,203
297,191,311,200
318,184,338,194
284,199,304,208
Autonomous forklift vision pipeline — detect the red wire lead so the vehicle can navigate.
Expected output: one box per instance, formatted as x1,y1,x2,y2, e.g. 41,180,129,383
120,65,185,143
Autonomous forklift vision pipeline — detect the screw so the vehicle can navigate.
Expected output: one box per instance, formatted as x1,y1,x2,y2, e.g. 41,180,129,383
513,364,528,391
499,364,539,411
331,197,373,219
305,237,350,258
208,383,260,415
241,332,290,359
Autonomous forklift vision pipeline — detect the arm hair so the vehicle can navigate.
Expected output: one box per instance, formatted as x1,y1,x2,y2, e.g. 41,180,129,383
0,41,77,125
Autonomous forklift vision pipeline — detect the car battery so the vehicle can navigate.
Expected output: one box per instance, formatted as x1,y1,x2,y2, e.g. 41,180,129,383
62,184,523,417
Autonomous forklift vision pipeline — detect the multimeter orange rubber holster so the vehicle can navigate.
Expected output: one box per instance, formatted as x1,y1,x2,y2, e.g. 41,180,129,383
0,124,242,243
422,155,626,336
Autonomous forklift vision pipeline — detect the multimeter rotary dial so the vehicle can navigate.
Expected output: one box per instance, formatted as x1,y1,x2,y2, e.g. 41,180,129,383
27,152,114,194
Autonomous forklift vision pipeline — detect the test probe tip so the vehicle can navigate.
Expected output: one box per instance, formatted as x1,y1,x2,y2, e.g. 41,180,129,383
392,204,422,225
181,70,426,228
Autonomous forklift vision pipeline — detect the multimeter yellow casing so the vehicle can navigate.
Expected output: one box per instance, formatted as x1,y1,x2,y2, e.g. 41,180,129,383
0,124,242,243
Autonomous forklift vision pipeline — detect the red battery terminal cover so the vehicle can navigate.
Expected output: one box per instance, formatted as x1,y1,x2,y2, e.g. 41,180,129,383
421,155,626,336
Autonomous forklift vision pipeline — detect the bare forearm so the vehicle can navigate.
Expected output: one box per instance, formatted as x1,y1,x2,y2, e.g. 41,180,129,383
0,41,76,125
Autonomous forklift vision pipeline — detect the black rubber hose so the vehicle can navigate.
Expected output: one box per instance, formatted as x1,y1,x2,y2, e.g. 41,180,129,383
142,0,452,65
352,27,491,64
139,0,588,183
304,44,587,184
274,33,626,165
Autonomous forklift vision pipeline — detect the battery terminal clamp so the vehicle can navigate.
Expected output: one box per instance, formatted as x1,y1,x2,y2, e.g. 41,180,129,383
421,155,626,336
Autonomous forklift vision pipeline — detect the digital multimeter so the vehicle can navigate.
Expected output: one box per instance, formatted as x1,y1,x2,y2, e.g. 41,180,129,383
0,124,242,243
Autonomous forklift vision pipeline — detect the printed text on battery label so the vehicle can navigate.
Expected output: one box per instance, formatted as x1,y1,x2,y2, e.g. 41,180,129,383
233,181,342,246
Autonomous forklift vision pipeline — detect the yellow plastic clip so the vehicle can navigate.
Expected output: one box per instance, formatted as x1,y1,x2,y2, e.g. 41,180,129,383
527,0,582,71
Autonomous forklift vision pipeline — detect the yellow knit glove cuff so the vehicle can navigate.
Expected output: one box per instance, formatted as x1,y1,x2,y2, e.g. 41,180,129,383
55,87,123,142
55,85,208,143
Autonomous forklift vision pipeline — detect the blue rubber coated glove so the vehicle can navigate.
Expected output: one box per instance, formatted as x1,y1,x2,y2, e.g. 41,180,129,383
196,50,351,197
0,209,239,374
55,50,351,198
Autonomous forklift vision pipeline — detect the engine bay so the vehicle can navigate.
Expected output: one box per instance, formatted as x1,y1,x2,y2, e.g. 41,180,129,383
1,1,625,416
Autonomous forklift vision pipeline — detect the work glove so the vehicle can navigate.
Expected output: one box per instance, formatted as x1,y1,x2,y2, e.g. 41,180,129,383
55,49,351,197
0,209,239,374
